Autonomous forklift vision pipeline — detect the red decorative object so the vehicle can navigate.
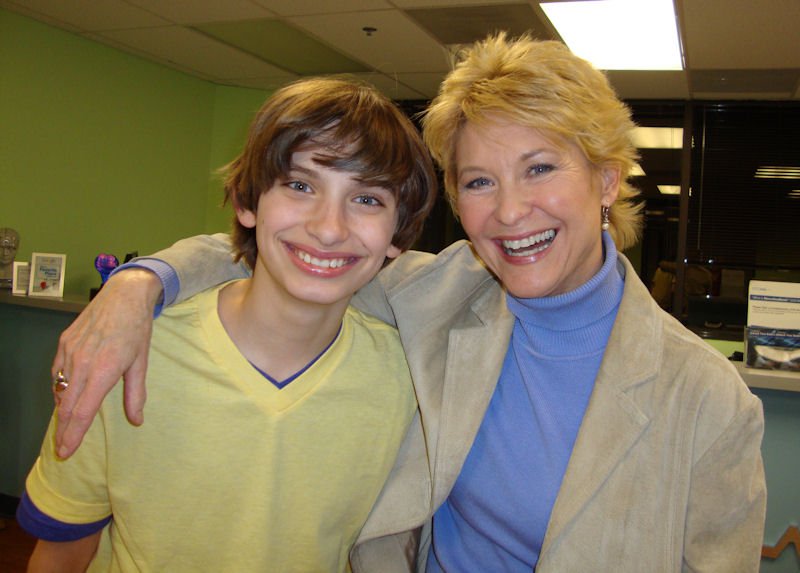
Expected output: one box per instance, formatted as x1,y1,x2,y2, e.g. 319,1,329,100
762,525,800,559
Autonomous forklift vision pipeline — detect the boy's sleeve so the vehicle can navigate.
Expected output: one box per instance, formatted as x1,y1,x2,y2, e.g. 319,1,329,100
21,412,113,537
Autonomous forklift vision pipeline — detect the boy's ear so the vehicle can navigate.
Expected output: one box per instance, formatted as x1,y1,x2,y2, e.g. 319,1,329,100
385,244,402,260
236,205,257,229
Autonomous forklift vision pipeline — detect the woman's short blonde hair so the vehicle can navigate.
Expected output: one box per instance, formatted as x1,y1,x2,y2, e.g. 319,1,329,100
422,33,643,250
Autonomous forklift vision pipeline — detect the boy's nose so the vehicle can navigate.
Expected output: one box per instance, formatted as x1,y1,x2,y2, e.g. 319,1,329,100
306,202,349,245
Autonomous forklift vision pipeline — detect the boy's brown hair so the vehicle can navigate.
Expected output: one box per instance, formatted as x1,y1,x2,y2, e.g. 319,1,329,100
223,76,437,268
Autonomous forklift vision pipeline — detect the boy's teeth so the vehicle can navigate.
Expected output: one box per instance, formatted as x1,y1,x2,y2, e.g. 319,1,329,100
298,250,348,269
502,229,556,256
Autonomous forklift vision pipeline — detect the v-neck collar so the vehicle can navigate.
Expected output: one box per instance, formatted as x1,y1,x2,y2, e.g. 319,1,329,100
197,282,346,413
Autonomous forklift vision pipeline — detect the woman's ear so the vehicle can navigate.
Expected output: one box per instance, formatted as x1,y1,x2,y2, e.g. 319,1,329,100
598,164,621,205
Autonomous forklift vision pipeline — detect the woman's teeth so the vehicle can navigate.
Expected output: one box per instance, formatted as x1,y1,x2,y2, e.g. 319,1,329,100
502,229,556,256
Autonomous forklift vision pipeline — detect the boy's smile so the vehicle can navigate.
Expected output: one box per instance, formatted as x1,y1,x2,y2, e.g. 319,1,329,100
289,245,350,269
237,148,401,313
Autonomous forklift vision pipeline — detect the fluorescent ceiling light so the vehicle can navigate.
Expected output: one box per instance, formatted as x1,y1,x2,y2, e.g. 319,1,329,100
631,127,683,149
789,190,800,199
540,0,683,70
754,166,800,179
630,164,646,176
658,185,681,195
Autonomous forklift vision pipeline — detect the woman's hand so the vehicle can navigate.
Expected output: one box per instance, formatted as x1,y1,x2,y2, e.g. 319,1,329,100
51,268,162,458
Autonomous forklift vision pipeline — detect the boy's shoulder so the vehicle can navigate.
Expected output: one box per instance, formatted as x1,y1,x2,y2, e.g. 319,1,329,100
159,282,234,321
344,305,401,339
152,282,234,352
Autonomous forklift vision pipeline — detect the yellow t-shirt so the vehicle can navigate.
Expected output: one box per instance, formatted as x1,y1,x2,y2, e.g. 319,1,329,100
26,283,416,572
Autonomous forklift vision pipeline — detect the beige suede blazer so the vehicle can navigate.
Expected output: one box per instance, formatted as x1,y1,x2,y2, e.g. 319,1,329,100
163,235,766,573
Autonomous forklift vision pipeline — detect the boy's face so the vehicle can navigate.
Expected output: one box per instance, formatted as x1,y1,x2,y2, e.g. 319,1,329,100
237,148,401,310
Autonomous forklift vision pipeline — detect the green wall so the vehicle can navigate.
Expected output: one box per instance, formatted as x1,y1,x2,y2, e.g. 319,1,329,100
0,8,268,296
204,86,271,234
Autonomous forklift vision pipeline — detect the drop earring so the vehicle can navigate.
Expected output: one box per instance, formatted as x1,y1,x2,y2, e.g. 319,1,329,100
601,205,610,231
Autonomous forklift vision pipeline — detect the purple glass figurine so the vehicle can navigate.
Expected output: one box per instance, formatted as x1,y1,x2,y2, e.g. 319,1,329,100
94,253,119,284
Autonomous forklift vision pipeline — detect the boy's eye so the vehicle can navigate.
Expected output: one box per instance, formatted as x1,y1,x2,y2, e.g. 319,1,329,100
286,180,310,192
353,194,384,207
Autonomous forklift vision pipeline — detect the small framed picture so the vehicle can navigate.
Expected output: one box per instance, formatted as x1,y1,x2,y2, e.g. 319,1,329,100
28,252,66,298
12,261,30,295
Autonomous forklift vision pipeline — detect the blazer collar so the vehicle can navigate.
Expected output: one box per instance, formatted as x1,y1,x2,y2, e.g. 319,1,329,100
431,279,515,505
541,255,663,554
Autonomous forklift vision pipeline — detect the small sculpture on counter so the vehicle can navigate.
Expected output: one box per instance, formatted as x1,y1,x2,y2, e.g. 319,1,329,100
90,253,119,300
0,228,20,289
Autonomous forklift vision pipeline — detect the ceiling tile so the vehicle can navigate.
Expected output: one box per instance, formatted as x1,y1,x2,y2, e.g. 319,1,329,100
125,0,276,25
2,0,168,31
289,9,451,74
606,70,689,100
681,0,800,69
0,0,82,32
98,26,293,80
349,71,429,100
391,0,523,7
81,30,215,80
4,0,800,102
690,69,800,96
393,71,449,99
252,0,393,17
196,18,370,75
406,4,553,45
217,75,300,92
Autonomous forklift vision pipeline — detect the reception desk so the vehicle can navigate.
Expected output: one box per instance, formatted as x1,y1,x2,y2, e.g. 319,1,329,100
0,291,86,500
1,292,799,570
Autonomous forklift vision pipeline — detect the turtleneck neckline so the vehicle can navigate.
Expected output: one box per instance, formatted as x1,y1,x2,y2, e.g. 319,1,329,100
505,232,624,354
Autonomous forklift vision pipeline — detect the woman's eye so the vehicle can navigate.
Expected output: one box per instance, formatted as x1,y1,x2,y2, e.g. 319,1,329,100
354,194,383,207
529,164,555,176
463,177,492,191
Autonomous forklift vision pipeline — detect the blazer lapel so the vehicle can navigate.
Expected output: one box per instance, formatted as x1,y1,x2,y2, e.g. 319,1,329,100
431,284,514,505
540,256,661,554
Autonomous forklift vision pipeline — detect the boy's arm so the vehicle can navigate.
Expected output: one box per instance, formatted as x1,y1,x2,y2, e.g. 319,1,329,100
52,233,247,458
27,532,102,573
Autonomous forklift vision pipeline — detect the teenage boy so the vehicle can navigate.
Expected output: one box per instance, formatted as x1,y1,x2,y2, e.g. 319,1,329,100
18,77,436,572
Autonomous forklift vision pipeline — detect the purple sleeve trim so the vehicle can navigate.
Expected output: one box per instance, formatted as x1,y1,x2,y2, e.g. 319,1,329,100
109,258,181,318
16,491,111,542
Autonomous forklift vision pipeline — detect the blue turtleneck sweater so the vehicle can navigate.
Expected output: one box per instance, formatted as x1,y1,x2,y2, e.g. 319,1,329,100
428,232,624,572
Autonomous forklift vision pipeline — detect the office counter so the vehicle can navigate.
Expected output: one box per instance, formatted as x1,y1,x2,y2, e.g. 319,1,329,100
0,291,85,498
1,293,799,569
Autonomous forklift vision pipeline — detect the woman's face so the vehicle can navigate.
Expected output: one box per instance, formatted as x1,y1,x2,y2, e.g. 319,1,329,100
454,117,619,299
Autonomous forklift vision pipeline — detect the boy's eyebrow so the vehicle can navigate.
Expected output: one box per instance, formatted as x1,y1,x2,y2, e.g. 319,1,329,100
286,163,316,177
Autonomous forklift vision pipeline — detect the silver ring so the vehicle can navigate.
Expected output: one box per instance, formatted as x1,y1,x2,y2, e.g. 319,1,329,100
54,370,69,392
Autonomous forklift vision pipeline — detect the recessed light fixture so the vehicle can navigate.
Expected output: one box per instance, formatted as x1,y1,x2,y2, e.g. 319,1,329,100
754,166,800,179
630,127,684,149
657,185,681,195
540,0,683,70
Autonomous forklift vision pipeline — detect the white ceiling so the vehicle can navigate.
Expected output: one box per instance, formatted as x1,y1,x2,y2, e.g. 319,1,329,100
3,0,799,101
